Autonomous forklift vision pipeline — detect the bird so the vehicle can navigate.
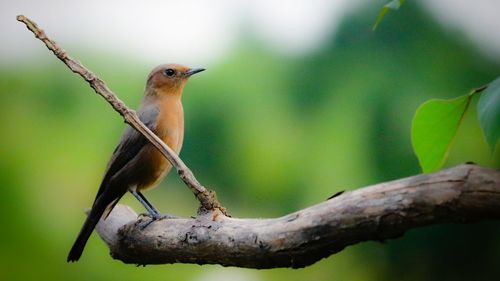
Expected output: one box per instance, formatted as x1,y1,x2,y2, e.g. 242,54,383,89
67,63,205,262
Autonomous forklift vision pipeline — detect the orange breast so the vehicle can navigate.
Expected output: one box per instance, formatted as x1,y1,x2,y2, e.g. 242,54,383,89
136,97,184,191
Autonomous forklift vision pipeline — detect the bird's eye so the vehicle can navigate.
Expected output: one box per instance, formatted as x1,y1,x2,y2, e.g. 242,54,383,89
164,68,175,77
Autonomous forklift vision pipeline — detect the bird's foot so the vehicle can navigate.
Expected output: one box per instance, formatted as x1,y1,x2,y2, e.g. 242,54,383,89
138,212,178,220
137,213,179,230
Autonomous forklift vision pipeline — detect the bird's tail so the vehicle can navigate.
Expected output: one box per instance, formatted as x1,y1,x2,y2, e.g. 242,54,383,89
67,211,100,262
67,194,121,262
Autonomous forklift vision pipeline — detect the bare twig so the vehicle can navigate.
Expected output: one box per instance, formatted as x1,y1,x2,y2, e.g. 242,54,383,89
16,15,225,214
96,164,500,268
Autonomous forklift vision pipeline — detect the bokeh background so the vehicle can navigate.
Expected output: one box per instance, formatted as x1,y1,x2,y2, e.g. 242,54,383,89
1,0,499,280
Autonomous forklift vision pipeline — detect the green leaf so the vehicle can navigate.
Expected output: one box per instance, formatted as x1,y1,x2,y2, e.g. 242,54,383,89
373,0,406,31
412,94,473,173
478,77,500,151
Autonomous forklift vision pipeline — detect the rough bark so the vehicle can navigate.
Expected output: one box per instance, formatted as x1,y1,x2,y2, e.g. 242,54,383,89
95,164,500,268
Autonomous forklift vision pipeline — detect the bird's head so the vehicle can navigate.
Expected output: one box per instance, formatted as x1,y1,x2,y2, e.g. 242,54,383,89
146,63,205,95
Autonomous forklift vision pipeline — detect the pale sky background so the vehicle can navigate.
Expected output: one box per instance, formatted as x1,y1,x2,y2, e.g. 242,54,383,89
1,0,500,67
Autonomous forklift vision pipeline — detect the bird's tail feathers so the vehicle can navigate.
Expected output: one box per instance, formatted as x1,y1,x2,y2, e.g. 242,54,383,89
67,211,100,262
67,193,122,262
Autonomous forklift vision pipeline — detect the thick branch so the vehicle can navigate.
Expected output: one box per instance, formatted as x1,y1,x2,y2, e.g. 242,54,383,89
95,164,500,268
16,15,224,213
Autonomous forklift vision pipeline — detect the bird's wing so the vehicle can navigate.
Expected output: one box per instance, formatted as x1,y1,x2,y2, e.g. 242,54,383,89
94,105,160,201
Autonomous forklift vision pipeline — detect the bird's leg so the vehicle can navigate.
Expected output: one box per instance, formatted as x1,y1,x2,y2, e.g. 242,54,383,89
130,190,162,219
130,190,178,222
131,190,164,230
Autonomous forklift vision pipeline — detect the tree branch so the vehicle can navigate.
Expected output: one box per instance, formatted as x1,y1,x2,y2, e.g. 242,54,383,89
16,15,225,214
95,164,500,268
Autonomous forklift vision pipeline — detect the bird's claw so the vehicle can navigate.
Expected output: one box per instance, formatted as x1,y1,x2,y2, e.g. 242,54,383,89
137,213,178,230
137,212,178,220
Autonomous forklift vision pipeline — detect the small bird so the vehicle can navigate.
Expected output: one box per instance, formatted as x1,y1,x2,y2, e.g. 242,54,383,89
67,64,205,262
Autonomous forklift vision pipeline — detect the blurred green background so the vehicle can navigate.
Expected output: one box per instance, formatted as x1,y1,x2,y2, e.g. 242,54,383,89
1,1,499,281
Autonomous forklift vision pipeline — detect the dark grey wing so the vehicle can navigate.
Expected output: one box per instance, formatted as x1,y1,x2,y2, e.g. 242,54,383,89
93,105,159,201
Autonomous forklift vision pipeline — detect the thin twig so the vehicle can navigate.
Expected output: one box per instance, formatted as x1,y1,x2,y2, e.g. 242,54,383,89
16,15,225,214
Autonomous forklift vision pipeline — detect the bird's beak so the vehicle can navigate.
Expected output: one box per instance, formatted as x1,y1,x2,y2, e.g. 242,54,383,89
186,68,206,77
